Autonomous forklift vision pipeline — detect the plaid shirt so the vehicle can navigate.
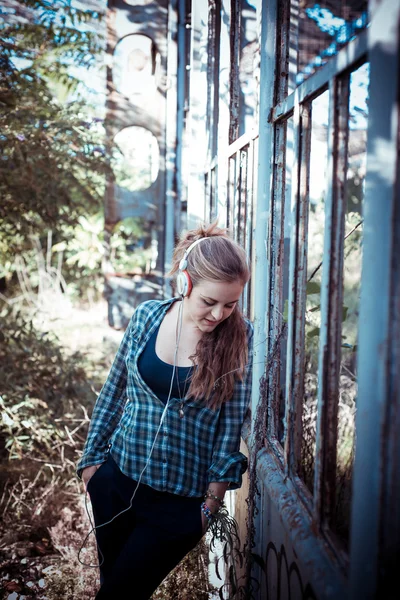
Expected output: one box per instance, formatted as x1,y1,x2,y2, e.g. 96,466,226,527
76,298,253,497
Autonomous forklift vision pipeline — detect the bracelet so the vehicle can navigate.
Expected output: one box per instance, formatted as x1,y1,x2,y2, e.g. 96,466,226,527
204,490,225,506
201,502,214,521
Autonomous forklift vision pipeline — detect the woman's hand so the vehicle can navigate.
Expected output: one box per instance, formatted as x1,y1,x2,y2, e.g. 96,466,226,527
82,463,103,491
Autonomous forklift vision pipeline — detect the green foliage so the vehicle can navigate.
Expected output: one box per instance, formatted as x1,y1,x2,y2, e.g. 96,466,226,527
110,217,152,274
0,0,108,260
306,281,320,295
0,307,93,461
50,214,151,299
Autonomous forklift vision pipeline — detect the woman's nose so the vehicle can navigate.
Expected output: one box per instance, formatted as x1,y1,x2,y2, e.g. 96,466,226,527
211,306,223,321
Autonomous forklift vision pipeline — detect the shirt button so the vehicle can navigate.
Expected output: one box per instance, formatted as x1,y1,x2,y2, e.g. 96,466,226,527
163,459,167,464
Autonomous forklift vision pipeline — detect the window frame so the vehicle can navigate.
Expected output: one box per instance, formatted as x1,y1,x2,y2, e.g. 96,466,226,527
266,2,368,563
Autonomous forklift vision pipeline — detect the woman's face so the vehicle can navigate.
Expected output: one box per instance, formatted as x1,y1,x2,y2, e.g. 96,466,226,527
183,279,244,333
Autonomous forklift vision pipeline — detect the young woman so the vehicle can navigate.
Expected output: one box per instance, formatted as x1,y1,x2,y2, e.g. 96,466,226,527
77,222,253,599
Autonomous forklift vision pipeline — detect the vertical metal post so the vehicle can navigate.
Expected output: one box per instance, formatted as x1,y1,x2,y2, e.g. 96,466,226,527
206,0,221,165
288,0,299,93
267,119,286,441
245,138,255,315
251,0,278,426
350,1,400,597
229,0,241,143
250,2,278,594
314,76,350,527
186,0,209,228
216,0,231,225
176,0,189,234
104,0,117,228
284,101,311,474
164,0,178,296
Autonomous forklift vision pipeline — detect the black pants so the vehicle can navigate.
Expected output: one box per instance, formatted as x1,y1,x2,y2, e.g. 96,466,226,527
87,454,204,599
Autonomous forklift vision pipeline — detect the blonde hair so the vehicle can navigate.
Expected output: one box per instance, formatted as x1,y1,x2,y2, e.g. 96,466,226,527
169,222,250,408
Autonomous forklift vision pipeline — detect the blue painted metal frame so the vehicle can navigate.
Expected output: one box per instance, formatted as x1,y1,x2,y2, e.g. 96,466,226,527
250,0,278,436
349,1,400,597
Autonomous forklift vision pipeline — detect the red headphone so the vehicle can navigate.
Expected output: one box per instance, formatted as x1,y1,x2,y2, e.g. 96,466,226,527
176,238,208,297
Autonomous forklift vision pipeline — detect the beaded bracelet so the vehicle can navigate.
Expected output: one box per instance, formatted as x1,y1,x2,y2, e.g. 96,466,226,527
204,489,225,506
201,501,214,521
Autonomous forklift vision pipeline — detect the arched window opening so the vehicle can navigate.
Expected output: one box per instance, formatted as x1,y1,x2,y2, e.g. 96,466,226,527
113,126,159,192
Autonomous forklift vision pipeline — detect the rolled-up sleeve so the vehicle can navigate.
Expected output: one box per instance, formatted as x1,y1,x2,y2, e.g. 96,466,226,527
207,322,253,489
76,315,135,477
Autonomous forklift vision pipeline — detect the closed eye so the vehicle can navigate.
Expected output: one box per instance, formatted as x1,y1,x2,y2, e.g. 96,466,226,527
202,299,237,309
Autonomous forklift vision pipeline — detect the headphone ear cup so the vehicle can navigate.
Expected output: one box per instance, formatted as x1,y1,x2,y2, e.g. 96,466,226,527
185,271,193,297
176,270,192,297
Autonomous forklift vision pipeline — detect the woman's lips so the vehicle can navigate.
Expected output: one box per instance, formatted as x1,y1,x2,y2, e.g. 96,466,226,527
204,318,219,325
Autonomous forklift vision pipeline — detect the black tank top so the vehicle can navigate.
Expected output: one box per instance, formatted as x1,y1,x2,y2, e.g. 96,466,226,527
137,324,193,404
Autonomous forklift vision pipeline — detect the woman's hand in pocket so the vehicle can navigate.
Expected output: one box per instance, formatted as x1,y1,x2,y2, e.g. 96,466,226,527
82,464,103,492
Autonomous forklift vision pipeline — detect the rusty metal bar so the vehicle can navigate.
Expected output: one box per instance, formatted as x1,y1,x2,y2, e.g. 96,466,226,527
206,0,216,159
293,103,312,477
274,0,291,105
283,102,301,470
266,118,287,441
284,102,312,481
206,0,221,163
176,0,190,232
263,0,293,451
248,135,258,321
215,0,232,226
243,139,255,319
229,0,241,144
272,28,367,123
235,148,248,314
227,155,236,229
239,149,246,248
313,76,350,541
233,148,241,240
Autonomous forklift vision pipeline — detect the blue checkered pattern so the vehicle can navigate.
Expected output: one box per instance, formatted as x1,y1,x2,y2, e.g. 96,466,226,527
76,298,253,497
